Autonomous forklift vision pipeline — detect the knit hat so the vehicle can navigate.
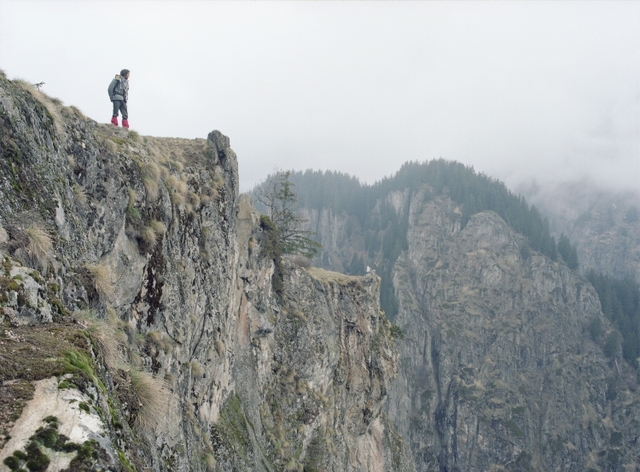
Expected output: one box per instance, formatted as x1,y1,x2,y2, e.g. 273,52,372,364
120,69,130,77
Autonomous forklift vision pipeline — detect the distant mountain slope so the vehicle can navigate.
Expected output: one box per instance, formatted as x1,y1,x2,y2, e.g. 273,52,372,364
256,161,574,319
254,165,640,471
522,180,640,282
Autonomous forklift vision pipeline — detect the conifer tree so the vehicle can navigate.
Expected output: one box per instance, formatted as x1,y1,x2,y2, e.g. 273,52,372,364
255,171,321,258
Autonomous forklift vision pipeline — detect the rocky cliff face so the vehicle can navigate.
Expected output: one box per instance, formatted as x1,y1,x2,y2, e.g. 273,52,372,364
523,180,640,282
0,75,408,471
300,186,640,471
389,190,640,472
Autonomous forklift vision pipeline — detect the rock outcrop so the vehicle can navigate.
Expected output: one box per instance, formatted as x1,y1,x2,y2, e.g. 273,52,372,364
0,74,409,471
299,183,640,471
389,191,640,471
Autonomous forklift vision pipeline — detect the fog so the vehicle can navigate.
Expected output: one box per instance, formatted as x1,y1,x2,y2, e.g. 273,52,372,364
1,1,638,193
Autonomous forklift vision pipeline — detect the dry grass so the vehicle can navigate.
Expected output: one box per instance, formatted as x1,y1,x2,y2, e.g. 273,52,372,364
129,369,170,430
25,227,53,272
149,220,166,236
212,173,224,190
165,174,188,194
5,226,54,273
204,453,216,471
146,330,172,354
141,162,162,201
68,106,86,118
141,226,157,248
169,190,187,206
190,360,204,378
14,79,65,136
74,309,123,369
287,254,312,269
188,192,201,209
127,130,142,142
140,220,166,249
73,184,88,206
128,189,138,207
142,177,159,201
307,267,362,285
86,263,115,300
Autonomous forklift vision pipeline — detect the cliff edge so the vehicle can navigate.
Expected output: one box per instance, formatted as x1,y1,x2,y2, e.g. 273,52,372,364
0,75,410,471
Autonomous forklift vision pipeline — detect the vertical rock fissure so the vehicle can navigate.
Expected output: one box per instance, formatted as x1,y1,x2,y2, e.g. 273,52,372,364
430,332,448,472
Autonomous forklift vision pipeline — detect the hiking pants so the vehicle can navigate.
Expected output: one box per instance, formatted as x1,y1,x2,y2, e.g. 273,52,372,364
112,100,128,120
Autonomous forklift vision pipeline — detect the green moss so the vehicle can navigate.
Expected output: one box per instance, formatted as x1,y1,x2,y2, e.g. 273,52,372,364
210,393,252,463
71,439,99,463
23,441,50,471
0,275,20,292
117,451,137,472
62,350,95,380
30,426,59,448
50,297,68,316
127,205,141,221
78,401,91,413
3,456,20,470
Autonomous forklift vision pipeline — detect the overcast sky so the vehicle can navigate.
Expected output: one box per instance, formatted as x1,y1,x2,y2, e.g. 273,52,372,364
1,1,638,194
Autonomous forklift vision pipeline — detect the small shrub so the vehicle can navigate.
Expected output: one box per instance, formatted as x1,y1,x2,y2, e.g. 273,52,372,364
390,324,404,339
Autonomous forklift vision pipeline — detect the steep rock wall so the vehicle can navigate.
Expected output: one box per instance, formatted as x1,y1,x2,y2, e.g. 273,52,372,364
0,75,409,471
296,184,640,471
386,190,640,471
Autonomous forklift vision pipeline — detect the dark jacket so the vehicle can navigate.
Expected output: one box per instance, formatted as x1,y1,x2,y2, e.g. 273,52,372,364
108,75,129,102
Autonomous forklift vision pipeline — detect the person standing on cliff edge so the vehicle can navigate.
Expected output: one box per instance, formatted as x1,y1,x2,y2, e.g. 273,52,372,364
108,69,130,128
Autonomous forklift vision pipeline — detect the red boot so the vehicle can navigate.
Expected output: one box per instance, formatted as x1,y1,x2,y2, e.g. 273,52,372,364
111,116,118,126
122,119,129,129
